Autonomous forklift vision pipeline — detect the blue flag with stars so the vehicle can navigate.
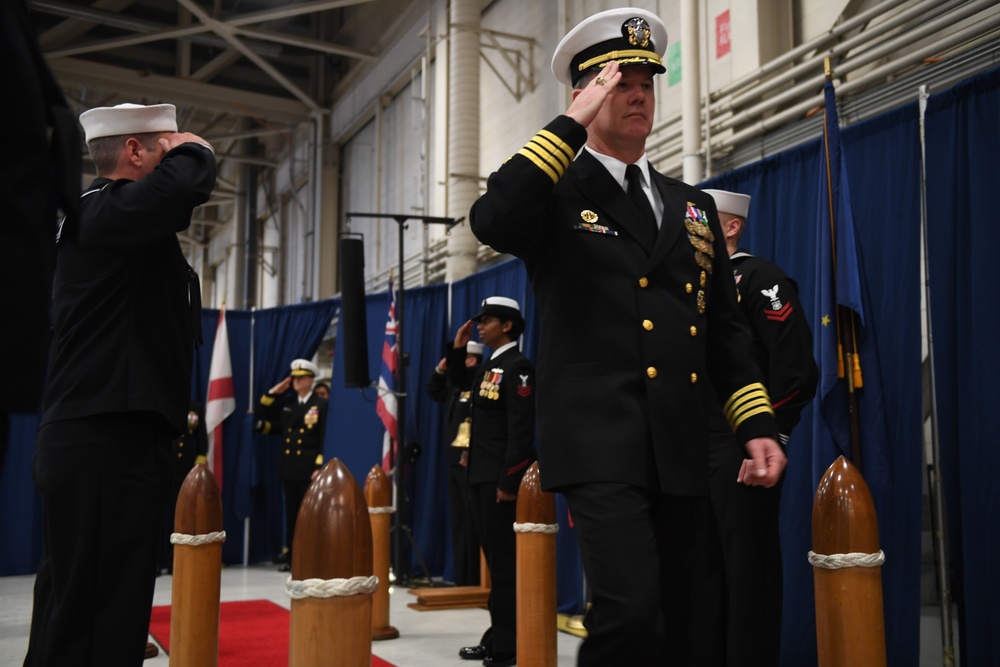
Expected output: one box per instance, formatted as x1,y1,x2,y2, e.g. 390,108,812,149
811,77,889,489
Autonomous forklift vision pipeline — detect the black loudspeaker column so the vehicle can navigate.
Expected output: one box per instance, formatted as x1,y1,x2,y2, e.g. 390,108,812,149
340,235,370,388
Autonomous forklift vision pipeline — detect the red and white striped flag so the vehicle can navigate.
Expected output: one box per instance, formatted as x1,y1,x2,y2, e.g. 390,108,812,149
205,307,236,489
375,278,398,475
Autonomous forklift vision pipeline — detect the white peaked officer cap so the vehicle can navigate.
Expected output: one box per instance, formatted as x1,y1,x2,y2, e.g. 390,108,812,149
551,7,668,87
473,296,524,326
79,103,177,143
289,358,319,377
467,341,485,356
703,189,751,219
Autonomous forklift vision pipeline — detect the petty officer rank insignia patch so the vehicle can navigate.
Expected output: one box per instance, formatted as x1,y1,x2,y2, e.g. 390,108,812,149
573,210,618,236
480,368,504,400
684,203,715,273
762,284,794,322
304,405,319,428
516,374,532,397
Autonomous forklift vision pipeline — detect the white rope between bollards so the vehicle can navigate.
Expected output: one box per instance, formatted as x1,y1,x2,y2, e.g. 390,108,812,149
807,549,885,570
513,522,559,534
170,531,227,546
368,506,395,514
285,575,380,599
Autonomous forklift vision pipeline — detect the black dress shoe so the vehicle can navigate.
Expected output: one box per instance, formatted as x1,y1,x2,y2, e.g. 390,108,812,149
272,549,290,565
458,645,486,660
483,652,516,667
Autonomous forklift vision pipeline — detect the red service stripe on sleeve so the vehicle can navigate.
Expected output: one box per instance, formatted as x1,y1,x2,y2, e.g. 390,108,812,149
507,459,530,475
517,385,533,397
764,303,793,321
771,389,800,409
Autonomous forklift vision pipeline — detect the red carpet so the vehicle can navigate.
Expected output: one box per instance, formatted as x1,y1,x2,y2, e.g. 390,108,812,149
149,600,395,667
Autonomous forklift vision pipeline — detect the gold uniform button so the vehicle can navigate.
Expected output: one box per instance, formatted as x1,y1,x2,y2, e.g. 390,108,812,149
642,319,654,331
299,428,305,433
284,449,290,455
690,326,697,336
691,373,698,383
285,438,291,444
297,439,303,444
296,449,302,455
685,283,693,293
646,366,658,379
638,276,649,288
177,453,183,458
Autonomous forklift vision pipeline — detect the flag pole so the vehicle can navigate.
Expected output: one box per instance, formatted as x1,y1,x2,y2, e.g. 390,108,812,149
823,57,864,470
917,83,956,667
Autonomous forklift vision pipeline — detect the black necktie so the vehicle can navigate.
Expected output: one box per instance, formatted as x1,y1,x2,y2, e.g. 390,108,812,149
626,164,657,237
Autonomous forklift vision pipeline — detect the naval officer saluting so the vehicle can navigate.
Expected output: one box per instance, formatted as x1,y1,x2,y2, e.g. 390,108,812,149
470,8,784,665
255,358,329,570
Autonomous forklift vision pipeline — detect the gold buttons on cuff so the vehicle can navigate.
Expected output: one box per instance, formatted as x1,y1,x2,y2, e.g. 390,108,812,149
639,276,649,288
690,326,698,336
642,319,654,331
646,366,658,379
685,283,693,293
690,373,698,383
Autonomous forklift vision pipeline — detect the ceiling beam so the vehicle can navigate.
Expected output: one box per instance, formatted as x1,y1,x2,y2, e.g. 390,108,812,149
48,57,312,125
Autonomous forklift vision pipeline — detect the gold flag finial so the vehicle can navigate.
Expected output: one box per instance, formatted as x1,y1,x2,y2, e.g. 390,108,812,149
824,57,832,79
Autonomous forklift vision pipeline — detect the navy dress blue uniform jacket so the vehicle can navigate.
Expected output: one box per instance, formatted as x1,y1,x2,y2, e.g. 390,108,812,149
470,115,778,496
256,392,328,482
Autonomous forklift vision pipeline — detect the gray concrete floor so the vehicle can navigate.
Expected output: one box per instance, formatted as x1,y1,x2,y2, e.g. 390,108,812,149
0,566,955,666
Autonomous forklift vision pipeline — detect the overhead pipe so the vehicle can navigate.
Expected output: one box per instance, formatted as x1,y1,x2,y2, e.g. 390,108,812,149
711,0,995,136
711,0,913,101
680,0,702,184
445,0,481,282
715,0,965,115
716,12,1000,150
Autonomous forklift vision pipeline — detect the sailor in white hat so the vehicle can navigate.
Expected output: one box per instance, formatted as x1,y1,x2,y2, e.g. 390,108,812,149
693,189,818,665
448,296,535,666
27,100,217,664
469,7,785,666
255,357,329,569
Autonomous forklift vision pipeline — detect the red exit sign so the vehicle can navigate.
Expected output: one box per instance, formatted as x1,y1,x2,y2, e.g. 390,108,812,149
716,10,731,58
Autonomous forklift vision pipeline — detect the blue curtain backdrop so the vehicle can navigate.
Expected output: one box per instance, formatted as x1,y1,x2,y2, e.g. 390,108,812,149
924,67,1000,665
3,64,998,666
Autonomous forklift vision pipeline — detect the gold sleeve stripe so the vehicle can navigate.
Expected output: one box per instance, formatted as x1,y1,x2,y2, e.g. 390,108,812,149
723,383,775,430
536,129,576,164
527,135,571,170
523,137,571,178
260,394,275,407
517,147,560,184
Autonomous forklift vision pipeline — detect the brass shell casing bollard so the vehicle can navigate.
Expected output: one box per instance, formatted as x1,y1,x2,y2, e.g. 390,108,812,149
812,455,887,667
364,464,399,640
515,462,557,667
288,458,375,667
169,463,224,667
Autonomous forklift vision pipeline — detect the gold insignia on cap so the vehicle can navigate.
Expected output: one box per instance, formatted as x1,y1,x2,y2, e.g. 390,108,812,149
581,210,599,223
624,17,651,47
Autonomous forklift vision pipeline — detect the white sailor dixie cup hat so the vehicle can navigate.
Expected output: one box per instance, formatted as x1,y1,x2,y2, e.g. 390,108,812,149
289,358,319,377
467,341,485,356
551,7,668,87
703,189,752,219
472,296,524,327
79,103,178,143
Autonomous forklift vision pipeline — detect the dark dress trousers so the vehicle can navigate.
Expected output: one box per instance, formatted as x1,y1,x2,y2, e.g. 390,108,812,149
448,344,536,659
470,115,778,665
27,143,215,667
427,364,481,586
256,391,328,552
693,250,818,666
